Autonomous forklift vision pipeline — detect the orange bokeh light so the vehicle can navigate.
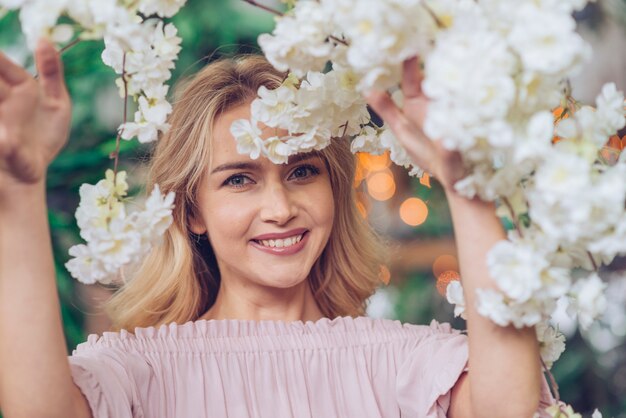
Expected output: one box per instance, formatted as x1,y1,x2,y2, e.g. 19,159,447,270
353,161,366,188
366,170,396,201
399,197,428,226
432,254,459,278
358,151,391,172
436,270,460,296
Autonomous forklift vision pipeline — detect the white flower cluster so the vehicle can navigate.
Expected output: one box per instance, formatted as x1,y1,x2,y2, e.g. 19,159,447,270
2,0,184,144
65,170,175,285
446,280,566,369
445,280,466,320
231,68,422,174
542,405,603,418
246,0,626,335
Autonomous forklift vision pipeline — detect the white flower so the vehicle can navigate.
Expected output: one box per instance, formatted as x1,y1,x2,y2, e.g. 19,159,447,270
476,288,512,327
138,0,186,18
588,214,626,261
19,0,69,49
120,93,172,143
488,240,546,303
423,26,516,152
591,409,603,418
350,126,386,155
569,273,607,330
595,82,626,137
230,119,264,160
0,0,26,9
251,85,297,128
379,128,422,175
75,170,128,241
134,184,175,241
508,4,590,76
258,0,334,77
446,280,467,320
65,244,108,285
513,111,554,164
263,136,292,164
68,169,176,284
88,217,143,275
536,321,566,369
151,22,183,64
323,0,438,90
544,403,583,418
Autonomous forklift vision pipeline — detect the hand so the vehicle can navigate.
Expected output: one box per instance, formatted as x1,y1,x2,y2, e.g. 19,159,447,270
0,39,71,193
366,57,466,193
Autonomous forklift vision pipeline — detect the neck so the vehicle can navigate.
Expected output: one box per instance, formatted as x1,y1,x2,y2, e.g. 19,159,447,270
200,278,324,323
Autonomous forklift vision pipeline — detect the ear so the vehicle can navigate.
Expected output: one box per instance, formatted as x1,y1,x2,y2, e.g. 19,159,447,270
188,211,207,235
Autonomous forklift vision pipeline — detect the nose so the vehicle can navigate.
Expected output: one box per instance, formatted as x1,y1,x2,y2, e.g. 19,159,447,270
259,182,298,225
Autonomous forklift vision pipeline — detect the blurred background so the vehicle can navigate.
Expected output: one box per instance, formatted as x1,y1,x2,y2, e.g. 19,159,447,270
0,0,625,416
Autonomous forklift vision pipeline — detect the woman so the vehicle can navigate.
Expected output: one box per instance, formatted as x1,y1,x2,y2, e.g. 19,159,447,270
0,40,551,418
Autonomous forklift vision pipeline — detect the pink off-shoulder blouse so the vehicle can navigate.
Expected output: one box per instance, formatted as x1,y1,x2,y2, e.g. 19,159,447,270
68,316,553,417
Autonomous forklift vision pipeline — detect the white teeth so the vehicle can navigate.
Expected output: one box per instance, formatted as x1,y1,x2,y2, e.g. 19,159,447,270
257,234,304,249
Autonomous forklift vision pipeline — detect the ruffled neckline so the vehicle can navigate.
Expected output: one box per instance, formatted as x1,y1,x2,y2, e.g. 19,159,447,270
92,315,395,341
75,316,450,354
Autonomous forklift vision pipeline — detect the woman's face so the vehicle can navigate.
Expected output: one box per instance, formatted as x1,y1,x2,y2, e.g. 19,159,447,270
191,102,335,291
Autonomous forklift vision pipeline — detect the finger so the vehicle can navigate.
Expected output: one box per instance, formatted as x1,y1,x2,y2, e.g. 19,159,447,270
35,39,67,100
0,50,29,85
401,57,423,99
367,90,436,164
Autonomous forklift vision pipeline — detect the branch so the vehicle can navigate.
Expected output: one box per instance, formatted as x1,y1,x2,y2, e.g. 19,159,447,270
587,251,599,271
242,0,284,16
502,196,524,239
421,3,445,29
341,121,349,138
541,358,573,417
329,35,349,46
112,53,128,178
59,37,81,55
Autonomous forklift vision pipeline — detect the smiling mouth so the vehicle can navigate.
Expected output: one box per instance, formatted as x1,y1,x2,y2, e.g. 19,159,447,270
252,232,308,249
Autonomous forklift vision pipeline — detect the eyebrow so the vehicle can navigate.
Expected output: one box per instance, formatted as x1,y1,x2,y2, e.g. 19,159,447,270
210,153,320,175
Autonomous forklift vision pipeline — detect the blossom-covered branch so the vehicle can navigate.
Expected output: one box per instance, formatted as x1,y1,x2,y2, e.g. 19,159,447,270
241,8,626,412
0,0,185,284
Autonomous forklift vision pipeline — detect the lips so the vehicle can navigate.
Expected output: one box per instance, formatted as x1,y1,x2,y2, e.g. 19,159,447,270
249,229,310,256
251,228,309,241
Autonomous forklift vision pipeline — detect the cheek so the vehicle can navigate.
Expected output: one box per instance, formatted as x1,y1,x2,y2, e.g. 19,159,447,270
307,180,335,229
204,198,254,244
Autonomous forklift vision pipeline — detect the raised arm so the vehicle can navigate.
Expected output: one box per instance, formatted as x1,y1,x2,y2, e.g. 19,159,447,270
0,40,91,418
367,58,542,418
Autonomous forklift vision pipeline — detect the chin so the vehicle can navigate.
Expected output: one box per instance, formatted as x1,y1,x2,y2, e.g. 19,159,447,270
255,272,310,289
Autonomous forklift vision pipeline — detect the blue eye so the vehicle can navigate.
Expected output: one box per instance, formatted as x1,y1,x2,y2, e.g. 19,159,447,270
289,164,320,180
224,174,253,188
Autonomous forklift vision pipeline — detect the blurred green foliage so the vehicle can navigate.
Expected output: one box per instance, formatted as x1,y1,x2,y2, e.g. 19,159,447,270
0,1,624,417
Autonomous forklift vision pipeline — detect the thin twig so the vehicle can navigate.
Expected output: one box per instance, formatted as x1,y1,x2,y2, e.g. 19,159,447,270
112,53,128,179
502,197,524,239
242,0,283,16
541,358,561,404
421,3,445,29
587,251,599,271
341,121,349,138
329,35,349,46
59,37,81,55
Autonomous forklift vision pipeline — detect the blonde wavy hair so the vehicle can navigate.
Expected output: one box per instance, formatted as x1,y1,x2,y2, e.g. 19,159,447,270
105,55,387,332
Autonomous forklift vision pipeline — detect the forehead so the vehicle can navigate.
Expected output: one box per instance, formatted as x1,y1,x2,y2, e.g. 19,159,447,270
210,104,253,168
